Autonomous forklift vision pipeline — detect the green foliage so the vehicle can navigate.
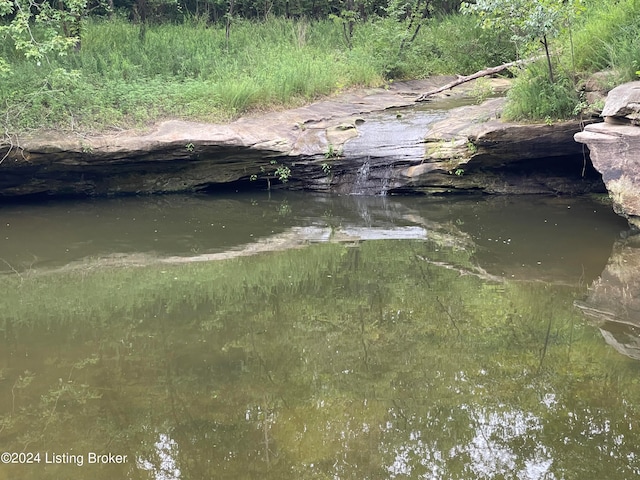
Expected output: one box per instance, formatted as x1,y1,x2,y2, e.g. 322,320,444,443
496,0,640,120
571,0,638,67
571,0,640,83
2,0,639,128
502,61,580,121
469,77,494,104
249,159,292,188
0,18,346,130
1,11,517,133
466,140,476,153
461,0,585,84
274,164,291,183
351,13,513,80
324,143,343,159
0,0,87,67
460,0,585,46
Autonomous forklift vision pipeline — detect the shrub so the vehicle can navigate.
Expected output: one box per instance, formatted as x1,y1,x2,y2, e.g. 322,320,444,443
503,62,580,121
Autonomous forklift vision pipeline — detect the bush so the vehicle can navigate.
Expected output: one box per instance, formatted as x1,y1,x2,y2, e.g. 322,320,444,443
503,62,580,121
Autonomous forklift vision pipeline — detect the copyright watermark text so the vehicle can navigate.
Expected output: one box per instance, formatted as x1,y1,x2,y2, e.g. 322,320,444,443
1,451,128,466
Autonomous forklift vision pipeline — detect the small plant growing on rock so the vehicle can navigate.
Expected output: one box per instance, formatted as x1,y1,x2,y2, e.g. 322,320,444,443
467,141,477,154
470,78,494,104
275,165,291,183
325,144,343,159
250,161,292,189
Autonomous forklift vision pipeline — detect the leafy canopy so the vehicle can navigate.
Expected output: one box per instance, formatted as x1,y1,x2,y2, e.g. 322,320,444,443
460,0,585,82
460,0,584,44
0,0,88,73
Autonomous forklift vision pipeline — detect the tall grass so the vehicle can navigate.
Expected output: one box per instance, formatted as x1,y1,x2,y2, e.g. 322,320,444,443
503,62,580,121
0,14,513,133
571,0,640,80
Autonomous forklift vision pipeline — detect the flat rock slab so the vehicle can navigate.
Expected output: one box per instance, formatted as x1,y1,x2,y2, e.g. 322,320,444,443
399,97,603,195
6,77,459,161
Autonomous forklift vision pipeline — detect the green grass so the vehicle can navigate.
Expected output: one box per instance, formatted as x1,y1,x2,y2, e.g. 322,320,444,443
2,2,638,131
503,61,581,121
0,14,513,134
571,0,640,80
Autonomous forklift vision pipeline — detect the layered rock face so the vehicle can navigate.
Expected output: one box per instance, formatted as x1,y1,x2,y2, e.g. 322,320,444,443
0,77,603,198
575,81,640,228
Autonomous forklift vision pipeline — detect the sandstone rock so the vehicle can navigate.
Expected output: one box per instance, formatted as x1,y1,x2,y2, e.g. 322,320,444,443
404,98,603,195
575,124,640,227
575,81,640,228
601,81,640,124
0,77,603,198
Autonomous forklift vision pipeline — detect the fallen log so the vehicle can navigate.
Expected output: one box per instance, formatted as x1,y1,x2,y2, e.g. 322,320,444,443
415,58,536,102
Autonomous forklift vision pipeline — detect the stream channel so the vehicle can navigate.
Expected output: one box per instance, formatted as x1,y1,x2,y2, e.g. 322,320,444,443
1,191,639,479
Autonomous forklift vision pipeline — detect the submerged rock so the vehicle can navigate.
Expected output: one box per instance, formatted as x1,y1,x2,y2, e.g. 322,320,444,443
0,77,602,198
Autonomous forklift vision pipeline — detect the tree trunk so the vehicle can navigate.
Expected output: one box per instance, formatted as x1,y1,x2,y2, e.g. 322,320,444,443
225,0,235,50
542,35,555,83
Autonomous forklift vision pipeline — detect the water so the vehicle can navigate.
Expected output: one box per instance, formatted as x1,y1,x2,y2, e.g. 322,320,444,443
1,192,638,480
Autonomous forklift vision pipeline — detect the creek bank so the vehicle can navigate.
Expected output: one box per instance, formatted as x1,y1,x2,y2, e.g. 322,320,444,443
1,77,602,198
575,81,640,229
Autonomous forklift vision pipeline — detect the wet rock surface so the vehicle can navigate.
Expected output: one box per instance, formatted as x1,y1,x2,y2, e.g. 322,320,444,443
1,77,602,198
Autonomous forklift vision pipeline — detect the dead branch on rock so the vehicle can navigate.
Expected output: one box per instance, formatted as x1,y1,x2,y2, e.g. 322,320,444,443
415,58,538,102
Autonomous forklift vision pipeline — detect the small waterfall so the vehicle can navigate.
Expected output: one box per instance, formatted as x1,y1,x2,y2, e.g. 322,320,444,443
352,159,371,195
350,159,394,195
379,166,394,196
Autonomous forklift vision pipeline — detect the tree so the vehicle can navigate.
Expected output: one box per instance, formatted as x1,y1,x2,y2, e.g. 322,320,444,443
460,0,584,83
0,0,88,71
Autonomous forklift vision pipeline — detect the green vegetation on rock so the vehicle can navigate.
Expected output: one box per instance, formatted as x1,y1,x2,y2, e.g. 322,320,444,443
0,3,514,134
462,0,640,121
0,0,638,134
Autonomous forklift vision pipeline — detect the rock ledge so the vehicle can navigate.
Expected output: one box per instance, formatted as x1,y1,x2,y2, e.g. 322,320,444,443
575,81,640,228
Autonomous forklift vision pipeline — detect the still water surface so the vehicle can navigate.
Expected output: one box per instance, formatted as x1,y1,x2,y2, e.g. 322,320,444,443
1,192,638,479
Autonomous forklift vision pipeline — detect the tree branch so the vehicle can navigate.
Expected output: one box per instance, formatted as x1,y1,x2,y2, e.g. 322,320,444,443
415,57,538,102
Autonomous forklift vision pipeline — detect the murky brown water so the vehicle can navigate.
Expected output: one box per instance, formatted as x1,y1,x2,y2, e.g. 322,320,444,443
1,192,638,479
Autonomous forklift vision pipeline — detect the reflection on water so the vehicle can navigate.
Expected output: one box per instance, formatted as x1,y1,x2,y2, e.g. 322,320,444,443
576,235,640,361
1,192,638,480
